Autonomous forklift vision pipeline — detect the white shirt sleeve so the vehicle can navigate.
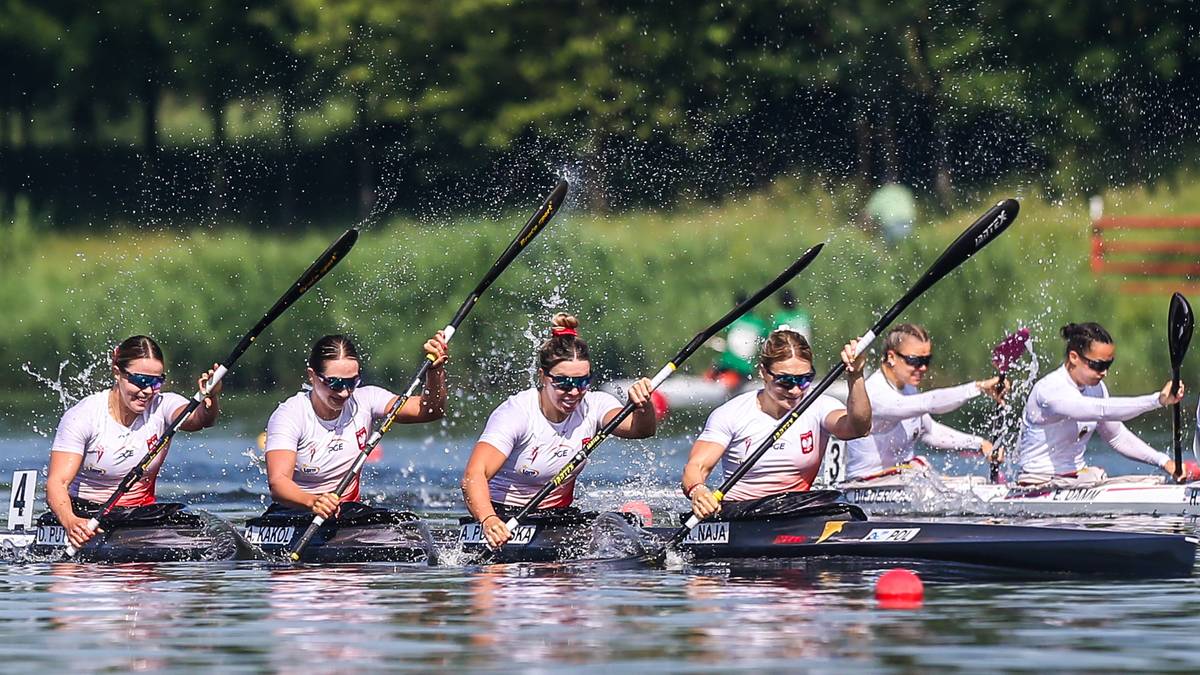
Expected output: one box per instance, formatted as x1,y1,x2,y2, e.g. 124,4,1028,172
51,400,94,455
584,390,623,428
264,402,303,453
358,385,399,419
476,397,528,458
920,416,984,450
1042,391,1161,423
696,403,737,447
154,392,191,427
1097,420,1170,468
872,382,980,422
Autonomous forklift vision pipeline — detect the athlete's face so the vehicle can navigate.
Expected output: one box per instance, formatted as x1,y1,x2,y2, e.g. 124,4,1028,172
112,357,165,415
760,356,816,408
308,357,360,415
1067,341,1115,387
540,359,591,418
887,336,932,387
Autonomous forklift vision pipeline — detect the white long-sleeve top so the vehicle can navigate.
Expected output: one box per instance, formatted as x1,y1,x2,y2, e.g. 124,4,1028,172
1017,364,1167,475
844,370,983,479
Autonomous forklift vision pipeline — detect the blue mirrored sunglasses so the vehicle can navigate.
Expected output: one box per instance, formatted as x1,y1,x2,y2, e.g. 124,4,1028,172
765,367,816,390
121,368,165,392
548,373,592,392
318,374,361,392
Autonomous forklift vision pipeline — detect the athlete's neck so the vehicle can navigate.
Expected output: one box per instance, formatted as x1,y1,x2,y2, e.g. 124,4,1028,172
108,388,138,427
538,390,569,423
309,392,342,421
756,389,790,419
881,363,905,390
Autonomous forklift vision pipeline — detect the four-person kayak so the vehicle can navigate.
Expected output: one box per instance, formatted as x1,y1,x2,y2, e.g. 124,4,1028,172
456,492,1198,577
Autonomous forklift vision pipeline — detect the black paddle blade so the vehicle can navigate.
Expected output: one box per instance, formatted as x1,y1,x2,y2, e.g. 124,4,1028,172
471,179,569,298
1168,292,1194,374
901,199,1018,305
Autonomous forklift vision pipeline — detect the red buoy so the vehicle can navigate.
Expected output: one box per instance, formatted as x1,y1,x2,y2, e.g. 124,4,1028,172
875,568,924,609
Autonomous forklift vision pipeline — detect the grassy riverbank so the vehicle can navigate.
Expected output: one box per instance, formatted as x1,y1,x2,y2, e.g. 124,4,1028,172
4,176,1200,434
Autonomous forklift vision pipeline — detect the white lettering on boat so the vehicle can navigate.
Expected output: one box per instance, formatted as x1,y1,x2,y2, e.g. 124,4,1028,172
35,525,67,547
862,528,920,542
844,488,913,504
244,525,295,546
684,522,729,544
459,523,537,546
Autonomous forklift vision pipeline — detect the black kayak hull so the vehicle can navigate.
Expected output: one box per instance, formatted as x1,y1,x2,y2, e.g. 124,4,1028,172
32,506,256,563
645,518,1198,578
457,511,652,565
245,504,436,564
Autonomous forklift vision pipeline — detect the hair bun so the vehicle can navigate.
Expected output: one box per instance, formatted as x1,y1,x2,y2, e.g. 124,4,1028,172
550,312,579,336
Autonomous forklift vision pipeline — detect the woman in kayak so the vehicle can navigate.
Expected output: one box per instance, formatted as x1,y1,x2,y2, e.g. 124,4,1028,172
843,323,1005,482
263,333,448,518
462,312,655,548
684,328,871,520
46,335,223,550
1016,322,1196,484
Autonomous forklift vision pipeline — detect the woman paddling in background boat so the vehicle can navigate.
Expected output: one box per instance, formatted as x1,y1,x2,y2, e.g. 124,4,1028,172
262,333,447,519
1016,322,1199,485
684,328,871,520
842,324,1006,482
46,336,223,550
461,313,656,549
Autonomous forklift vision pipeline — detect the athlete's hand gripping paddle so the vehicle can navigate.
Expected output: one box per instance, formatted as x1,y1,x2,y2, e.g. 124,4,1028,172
1167,292,1193,481
284,179,569,562
65,228,360,557
987,327,1030,482
658,198,1020,555
494,244,826,545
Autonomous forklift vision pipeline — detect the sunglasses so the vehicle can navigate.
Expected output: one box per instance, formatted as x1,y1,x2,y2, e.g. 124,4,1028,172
1079,354,1114,373
765,367,816,390
121,368,165,392
895,352,933,368
318,374,362,392
547,373,592,392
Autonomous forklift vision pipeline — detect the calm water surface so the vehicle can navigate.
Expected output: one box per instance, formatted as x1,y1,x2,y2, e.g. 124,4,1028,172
2,434,1198,672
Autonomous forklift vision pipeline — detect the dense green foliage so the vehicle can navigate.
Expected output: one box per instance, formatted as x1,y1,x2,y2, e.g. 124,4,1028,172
5,179,1199,433
4,2,1200,225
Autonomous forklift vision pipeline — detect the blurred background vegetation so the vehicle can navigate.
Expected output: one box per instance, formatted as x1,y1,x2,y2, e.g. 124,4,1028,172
3,1,1200,430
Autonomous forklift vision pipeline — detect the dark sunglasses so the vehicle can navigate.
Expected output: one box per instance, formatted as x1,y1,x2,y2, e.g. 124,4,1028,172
1079,354,1114,372
895,352,933,368
547,373,592,392
121,368,165,392
318,374,362,392
765,367,816,390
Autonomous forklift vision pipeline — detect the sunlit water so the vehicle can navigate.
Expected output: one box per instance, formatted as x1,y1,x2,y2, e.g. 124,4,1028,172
2,434,1198,672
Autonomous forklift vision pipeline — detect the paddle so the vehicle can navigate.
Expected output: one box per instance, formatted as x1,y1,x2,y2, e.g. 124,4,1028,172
1168,292,1194,480
987,327,1030,482
284,179,569,561
493,243,826,542
660,198,1020,552
66,227,360,556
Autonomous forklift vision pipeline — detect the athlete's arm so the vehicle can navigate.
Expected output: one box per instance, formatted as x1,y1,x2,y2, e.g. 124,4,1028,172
1042,391,1161,423
871,382,980,422
177,364,223,432
46,451,98,549
919,417,985,450
682,440,727,519
607,377,656,438
826,342,871,439
1096,421,1170,469
461,441,511,548
393,332,449,423
265,450,339,519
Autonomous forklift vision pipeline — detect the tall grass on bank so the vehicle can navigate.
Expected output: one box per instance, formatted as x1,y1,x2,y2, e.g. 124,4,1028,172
2,180,1196,438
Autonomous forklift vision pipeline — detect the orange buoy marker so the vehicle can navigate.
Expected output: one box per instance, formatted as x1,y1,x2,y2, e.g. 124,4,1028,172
876,568,924,609
619,500,653,527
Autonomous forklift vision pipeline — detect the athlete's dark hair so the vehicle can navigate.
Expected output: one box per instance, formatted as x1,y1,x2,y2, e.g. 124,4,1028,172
1061,322,1112,358
759,329,814,369
538,312,589,372
308,335,360,374
883,324,931,362
113,335,164,370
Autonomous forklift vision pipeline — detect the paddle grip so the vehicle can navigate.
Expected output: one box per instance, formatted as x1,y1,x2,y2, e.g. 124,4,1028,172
63,517,101,557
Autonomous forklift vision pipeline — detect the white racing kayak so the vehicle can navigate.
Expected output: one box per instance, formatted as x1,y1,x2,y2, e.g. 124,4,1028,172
837,469,1200,516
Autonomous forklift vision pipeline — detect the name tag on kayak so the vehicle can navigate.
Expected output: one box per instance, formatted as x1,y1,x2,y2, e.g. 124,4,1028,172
244,525,295,546
35,525,67,547
459,523,537,546
862,527,920,542
684,522,730,544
